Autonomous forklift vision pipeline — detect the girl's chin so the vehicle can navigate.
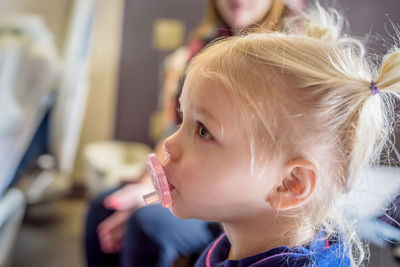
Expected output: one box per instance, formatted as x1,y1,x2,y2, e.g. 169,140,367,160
170,186,178,201
168,196,198,219
169,206,192,219
169,203,215,221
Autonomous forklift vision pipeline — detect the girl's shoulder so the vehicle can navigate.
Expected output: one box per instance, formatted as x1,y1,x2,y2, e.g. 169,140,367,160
194,232,350,267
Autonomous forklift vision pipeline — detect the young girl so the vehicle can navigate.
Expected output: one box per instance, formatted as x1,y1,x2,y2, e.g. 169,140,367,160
87,1,307,267
161,5,400,267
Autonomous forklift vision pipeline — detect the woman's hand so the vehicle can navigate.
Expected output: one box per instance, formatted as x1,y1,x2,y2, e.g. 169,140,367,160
103,181,153,211
97,209,132,253
97,180,153,253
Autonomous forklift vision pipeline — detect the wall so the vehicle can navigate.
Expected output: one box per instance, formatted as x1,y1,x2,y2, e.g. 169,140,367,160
114,0,205,145
71,0,125,181
0,0,72,50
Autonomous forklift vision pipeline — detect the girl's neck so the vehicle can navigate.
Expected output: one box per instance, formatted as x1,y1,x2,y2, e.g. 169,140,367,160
222,216,314,260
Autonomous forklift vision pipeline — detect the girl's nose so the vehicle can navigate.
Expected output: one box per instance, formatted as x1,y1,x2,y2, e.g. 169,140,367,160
163,132,182,161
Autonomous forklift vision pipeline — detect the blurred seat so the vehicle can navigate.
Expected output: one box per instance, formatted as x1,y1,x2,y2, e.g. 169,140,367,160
83,141,152,197
0,13,59,197
0,188,25,267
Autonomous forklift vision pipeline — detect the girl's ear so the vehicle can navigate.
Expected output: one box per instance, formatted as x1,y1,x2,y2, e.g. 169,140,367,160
268,159,317,211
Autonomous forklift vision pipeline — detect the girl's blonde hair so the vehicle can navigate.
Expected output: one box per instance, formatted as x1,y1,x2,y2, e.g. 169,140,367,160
187,3,400,266
189,0,287,40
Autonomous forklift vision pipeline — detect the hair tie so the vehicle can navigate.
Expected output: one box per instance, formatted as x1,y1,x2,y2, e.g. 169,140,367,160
370,81,380,96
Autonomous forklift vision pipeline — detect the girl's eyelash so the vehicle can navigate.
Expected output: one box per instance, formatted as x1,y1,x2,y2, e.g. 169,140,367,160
175,109,213,142
176,108,183,117
195,121,213,141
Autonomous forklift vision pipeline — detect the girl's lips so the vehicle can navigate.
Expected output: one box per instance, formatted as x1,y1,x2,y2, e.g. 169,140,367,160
230,2,245,12
166,176,175,191
168,182,175,191
163,167,175,191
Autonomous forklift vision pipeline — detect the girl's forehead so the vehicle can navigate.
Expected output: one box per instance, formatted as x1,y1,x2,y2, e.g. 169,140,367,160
181,72,241,121
180,72,231,106
181,71,252,144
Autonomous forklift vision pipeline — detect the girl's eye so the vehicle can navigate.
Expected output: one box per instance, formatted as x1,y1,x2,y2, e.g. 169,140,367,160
197,123,212,140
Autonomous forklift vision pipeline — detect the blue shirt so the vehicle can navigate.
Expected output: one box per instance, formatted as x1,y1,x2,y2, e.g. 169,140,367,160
194,232,350,267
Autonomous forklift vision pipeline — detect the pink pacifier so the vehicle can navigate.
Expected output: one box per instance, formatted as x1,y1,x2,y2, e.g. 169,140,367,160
143,153,172,208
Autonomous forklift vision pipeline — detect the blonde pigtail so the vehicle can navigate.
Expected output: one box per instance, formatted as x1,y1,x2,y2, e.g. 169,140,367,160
354,47,400,170
286,2,366,59
345,48,400,265
375,48,400,96
284,2,344,42
304,3,344,42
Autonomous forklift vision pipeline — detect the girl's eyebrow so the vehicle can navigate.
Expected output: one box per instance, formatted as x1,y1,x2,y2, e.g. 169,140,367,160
194,107,219,125
196,106,225,139
179,96,219,126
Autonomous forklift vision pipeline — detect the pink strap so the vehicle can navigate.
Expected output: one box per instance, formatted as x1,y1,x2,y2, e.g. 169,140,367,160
206,234,226,267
